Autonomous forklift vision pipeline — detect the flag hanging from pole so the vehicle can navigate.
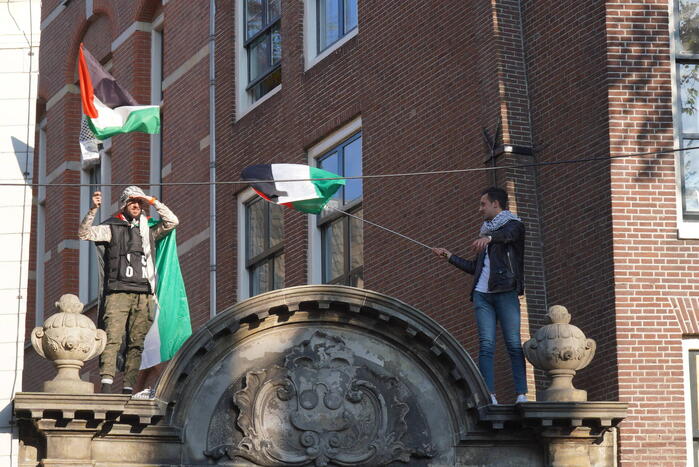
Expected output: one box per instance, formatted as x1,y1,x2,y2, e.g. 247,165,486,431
78,44,160,140
79,114,102,167
140,221,192,369
241,163,345,214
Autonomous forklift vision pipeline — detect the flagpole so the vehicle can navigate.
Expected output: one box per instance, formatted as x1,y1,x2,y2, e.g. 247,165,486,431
326,206,433,251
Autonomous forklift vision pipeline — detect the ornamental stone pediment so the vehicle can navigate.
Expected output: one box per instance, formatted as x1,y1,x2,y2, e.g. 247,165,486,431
15,285,627,467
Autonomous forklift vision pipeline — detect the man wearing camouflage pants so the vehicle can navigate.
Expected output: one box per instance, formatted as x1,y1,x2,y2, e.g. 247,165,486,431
79,186,179,394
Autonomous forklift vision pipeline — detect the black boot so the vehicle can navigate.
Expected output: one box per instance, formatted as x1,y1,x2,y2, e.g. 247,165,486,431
100,383,112,394
122,387,133,395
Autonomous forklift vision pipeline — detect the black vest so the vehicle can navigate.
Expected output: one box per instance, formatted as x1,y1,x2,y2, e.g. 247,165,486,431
103,217,151,294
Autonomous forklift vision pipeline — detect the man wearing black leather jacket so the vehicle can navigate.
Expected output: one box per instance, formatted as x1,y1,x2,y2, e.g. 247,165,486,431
432,187,527,405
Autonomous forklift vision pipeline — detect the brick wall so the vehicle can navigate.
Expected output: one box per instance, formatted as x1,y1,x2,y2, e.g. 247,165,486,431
25,0,697,464
24,0,211,391
607,1,690,465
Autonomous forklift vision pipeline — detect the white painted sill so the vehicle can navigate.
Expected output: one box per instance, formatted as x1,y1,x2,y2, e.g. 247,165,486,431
305,29,358,72
236,85,282,122
678,221,699,239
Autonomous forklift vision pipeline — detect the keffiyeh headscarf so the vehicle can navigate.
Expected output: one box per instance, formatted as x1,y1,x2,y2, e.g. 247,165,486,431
480,210,521,236
119,185,149,210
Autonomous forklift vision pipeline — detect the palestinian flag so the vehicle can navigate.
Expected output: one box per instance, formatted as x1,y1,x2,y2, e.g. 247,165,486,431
140,222,192,369
78,44,160,139
242,163,345,214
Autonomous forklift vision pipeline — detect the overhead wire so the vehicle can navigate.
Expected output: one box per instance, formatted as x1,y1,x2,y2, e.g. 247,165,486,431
0,144,691,189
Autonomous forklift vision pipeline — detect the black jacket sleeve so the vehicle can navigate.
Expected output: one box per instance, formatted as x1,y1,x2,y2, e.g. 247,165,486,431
448,254,476,275
489,220,524,244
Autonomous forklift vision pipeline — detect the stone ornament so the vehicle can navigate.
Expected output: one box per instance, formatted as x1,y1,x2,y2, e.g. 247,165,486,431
31,294,106,393
523,305,596,402
204,331,435,466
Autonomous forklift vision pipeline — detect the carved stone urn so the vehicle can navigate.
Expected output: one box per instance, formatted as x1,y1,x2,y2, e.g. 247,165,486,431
30,294,106,393
523,305,596,401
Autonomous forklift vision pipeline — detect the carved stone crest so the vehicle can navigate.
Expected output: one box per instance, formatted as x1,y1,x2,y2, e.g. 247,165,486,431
204,331,434,466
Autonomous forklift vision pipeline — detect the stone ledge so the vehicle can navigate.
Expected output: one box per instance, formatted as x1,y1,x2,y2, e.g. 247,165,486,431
14,392,167,425
477,401,628,432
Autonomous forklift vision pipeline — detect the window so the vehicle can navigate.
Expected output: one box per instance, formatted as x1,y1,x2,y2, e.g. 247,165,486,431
675,0,699,231
317,0,357,52
244,0,281,101
245,196,284,296
304,0,358,70
316,132,362,286
150,15,164,201
35,120,46,325
87,164,101,303
79,140,110,306
684,339,699,466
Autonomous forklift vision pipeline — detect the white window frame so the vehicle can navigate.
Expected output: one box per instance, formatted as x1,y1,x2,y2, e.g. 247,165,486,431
235,0,282,121
307,116,361,283
683,338,699,466
237,187,256,300
35,119,47,325
150,14,164,204
303,0,358,71
671,0,699,238
78,140,111,306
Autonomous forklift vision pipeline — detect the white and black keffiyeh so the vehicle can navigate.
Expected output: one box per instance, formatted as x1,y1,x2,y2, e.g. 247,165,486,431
480,210,521,236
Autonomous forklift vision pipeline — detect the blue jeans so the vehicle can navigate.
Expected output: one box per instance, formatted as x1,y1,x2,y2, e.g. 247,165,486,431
473,290,528,395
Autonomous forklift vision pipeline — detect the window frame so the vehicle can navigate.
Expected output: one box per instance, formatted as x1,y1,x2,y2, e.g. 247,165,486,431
316,132,362,286
237,188,285,299
672,0,699,237
683,338,699,466
150,14,164,203
316,0,357,54
35,119,47,326
236,0,283,120
243,0,282,99
304,0,358,71
78,140,111,307
307,117,362,284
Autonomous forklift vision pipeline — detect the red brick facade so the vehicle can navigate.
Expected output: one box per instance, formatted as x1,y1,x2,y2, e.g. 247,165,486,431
25,0,697,465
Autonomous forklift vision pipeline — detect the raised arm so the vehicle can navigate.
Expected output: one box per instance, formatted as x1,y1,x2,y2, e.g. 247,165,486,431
150,199,179,241
78,191,111,242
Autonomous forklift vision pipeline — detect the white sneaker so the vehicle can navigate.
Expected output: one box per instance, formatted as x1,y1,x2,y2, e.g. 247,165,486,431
515,394,528,404
490,394,498,405
131,388,155,400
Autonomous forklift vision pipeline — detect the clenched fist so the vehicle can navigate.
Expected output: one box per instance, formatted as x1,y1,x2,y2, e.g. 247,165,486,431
91,191,102,209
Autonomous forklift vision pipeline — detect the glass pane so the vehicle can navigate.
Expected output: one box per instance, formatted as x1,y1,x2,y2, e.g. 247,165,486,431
251,261,270,296
344,0,358,32
319,150,340,174
247,199,265,258
680,0,699,54
683,141,699,213
318,0,341,50
343,135,362,202
270,203,283,247
681,64,699,133
268,0,281,20
323,218,345,283
318,151,341,216
89,166,101,221
249,34,270,82
271,23,282,65
273,254,285,289
88,243,98,302
252,66,281,101
349,208,363,271
246,0,263,38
